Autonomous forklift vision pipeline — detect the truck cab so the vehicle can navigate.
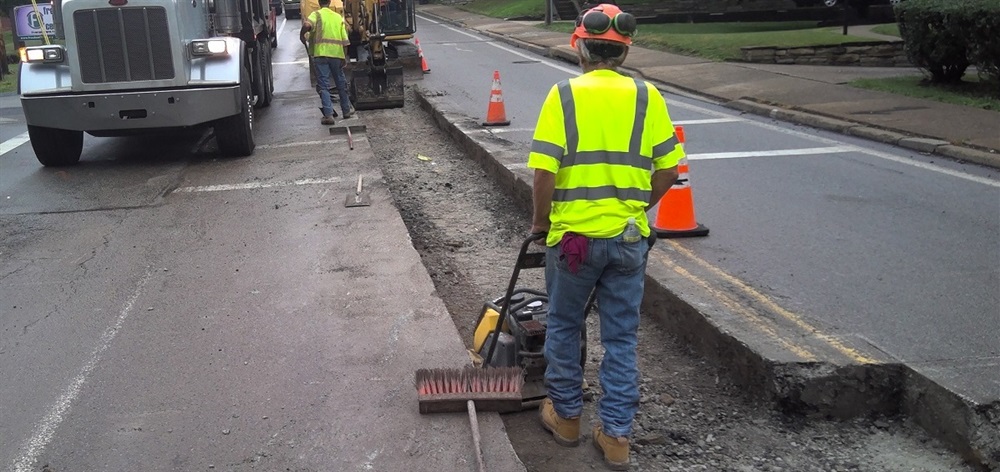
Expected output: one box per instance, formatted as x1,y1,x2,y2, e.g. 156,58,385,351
18,0,275,166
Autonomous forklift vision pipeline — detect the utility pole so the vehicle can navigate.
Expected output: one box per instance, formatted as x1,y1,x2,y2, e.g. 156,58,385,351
545,0,552,26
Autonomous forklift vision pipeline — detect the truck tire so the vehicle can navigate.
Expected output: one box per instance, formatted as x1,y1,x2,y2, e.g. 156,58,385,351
256,39,274,108
28,125,84,166
215,66,255,157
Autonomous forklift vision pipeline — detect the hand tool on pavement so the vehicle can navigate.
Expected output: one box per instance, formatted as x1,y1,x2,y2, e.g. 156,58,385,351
344,174,371,207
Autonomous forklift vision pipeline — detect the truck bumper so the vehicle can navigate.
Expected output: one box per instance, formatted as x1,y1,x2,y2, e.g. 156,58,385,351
20,85,242,132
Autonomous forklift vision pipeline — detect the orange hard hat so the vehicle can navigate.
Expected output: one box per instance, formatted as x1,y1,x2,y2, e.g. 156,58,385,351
570,4,637,48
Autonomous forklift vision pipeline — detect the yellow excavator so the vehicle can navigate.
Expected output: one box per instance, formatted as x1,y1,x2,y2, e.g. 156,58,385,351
302,0,415,109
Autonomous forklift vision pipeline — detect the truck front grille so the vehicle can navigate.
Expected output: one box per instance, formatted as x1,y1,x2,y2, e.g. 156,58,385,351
74,7,175,83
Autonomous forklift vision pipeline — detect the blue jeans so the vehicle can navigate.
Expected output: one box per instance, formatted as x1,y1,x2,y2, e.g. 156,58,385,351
314,56,351,117
544,233,648,438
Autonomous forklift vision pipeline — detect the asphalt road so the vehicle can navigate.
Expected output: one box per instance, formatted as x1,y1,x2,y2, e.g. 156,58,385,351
411,14,1000,403
0,67,340,470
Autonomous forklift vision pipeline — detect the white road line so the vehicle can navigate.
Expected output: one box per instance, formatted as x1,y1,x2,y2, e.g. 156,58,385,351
674,118,743,125
257,138,355,149
471,120,739,135
471,120,740,136
507,148,853,165
12,268,153,472
687,146,854,160
0,132,31,157
172,177,344,193
742,117,1000,188
473,127,534,134
276,16,287,44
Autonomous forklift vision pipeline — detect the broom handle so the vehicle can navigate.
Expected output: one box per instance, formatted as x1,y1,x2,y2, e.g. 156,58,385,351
467,400,486,472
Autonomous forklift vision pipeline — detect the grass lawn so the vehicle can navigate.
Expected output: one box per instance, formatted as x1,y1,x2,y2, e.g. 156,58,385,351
851,75,1000,111
456,0,546,18
869,23,900,37
1,27,16,94
543,21,873,61
0,62,17,94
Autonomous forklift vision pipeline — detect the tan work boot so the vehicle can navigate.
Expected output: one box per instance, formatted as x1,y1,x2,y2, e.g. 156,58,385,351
321,115,335,125
539,397,580,446
593,424,630,470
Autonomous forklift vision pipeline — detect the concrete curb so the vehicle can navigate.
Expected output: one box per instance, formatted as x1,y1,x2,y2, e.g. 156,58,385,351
414,87,999,472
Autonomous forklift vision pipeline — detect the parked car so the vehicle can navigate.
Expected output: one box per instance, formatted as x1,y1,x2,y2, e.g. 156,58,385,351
284,0,301,18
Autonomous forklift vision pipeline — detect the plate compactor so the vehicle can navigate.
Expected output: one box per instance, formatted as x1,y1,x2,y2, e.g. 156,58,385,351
471,233,594,410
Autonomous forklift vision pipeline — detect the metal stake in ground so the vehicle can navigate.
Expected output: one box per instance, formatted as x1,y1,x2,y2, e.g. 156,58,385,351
345,175,371,207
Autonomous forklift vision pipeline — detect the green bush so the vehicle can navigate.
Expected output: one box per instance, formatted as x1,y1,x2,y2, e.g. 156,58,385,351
964,1,1000,84
896,0,971,83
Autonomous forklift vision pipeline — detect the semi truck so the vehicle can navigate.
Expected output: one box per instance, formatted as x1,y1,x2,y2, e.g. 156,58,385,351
17,0,277,166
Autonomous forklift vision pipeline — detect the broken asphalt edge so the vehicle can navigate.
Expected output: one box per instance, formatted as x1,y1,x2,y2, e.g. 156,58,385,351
413,88,1000,472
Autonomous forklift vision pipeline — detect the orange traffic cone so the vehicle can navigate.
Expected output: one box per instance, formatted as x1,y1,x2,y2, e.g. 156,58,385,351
482,70,510,127
415,37,430,73
652,126,709,238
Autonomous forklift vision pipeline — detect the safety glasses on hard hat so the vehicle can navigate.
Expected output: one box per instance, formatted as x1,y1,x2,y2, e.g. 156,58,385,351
577,8,637,37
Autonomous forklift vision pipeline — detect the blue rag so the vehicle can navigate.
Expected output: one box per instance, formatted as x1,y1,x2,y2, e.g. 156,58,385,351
560,233,589,274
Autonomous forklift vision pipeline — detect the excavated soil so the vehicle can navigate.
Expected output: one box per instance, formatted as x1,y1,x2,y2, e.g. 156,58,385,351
365,86,974,472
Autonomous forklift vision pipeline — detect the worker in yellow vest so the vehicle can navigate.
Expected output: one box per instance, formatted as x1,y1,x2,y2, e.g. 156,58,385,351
528,4,683,470
300,0,354,124
301,0,344,88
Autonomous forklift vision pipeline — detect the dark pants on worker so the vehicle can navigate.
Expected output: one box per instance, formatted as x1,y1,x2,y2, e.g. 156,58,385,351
314,56,352,118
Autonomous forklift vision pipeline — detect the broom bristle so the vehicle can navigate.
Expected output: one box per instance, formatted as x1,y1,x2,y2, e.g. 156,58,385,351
415,366,523,395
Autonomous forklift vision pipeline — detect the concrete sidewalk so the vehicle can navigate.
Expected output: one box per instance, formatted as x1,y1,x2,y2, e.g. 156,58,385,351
420,4,999,169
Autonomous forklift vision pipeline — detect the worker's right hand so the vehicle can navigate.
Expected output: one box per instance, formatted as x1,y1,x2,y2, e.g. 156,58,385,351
528,229,548,246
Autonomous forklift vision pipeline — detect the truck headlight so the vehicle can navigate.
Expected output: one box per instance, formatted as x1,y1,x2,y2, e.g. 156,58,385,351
22,45,66,64
190,39,229,57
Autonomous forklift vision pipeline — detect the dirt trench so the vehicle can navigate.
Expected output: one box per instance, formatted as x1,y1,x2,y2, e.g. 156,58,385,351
364,87,973,472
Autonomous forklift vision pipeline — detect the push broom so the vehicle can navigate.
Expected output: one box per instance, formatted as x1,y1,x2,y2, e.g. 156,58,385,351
415,366,524,471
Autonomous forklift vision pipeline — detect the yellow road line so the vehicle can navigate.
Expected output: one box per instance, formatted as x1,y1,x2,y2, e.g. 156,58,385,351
662,241,879,365
653,251,817,361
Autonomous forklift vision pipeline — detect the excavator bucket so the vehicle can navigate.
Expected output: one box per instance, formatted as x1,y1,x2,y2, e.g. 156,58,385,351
349,63,405,110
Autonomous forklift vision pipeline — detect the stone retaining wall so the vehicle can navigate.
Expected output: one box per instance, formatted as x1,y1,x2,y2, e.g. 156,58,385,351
740,41,911,67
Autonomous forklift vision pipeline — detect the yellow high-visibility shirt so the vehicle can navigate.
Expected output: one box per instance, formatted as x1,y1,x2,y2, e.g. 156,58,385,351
527,69,684,247
307,8,348,59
